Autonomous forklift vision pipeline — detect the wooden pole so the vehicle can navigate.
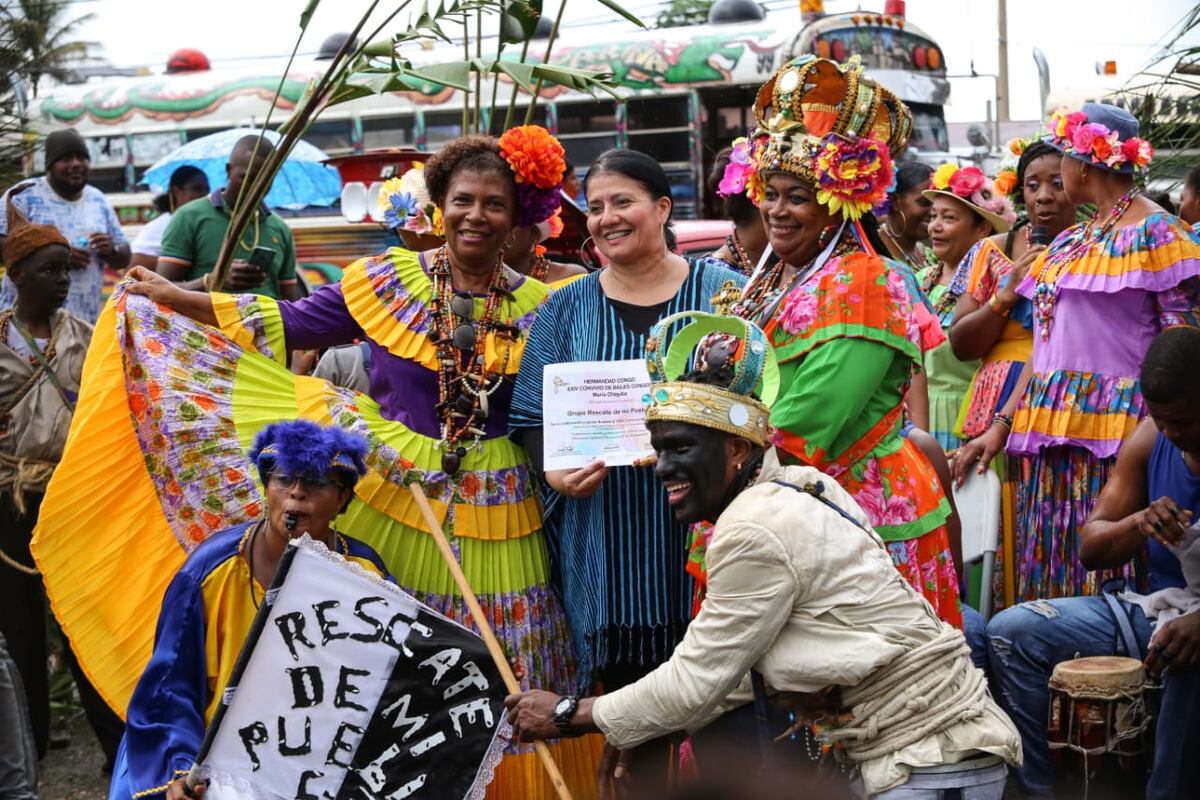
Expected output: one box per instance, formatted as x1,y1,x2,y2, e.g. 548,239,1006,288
406,482,575,800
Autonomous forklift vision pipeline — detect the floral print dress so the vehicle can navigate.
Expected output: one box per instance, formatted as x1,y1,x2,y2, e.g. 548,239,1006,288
762,252,962,628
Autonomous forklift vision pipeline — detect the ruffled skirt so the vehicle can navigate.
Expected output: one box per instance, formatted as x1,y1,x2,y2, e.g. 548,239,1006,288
35,293,601,799
1011,445,1138,601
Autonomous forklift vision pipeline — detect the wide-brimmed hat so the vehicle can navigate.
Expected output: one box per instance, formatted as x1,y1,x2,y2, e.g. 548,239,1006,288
922,163,1016,233
1045,102,1153,175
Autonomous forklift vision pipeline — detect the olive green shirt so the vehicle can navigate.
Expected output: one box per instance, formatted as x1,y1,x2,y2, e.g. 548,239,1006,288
159,190,297,299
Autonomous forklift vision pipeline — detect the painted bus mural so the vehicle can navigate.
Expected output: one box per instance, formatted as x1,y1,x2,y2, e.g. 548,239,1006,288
26,5,950,230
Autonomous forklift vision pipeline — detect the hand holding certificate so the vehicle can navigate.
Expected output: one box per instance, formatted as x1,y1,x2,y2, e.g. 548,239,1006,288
542,359,655,472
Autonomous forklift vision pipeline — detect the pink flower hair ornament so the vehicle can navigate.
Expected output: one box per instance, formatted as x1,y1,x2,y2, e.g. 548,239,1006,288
1046,102,1153,175
718,137,755,197
925,162,1017,233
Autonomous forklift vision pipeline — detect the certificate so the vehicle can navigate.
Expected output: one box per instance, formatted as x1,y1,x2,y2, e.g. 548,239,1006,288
542,359,654,471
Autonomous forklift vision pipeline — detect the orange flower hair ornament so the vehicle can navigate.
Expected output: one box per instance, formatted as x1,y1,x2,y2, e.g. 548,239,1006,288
499,125,567,227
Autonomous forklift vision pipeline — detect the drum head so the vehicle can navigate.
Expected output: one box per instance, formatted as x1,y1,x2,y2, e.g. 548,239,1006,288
1049,656,1145,697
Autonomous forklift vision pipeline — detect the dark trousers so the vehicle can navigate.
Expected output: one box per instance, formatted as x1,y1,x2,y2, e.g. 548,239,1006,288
0,490,124,768
0,492,50,758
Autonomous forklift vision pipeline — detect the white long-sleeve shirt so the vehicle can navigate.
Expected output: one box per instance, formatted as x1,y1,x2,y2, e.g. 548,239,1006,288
592,450,1020,794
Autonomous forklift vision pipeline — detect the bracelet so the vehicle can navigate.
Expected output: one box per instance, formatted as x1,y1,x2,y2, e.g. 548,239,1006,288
992,413,1013,429
987,294,1012,317
201,272,212,291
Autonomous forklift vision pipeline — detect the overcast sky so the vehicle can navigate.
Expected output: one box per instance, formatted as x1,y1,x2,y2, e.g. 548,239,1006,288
70,0,1198,123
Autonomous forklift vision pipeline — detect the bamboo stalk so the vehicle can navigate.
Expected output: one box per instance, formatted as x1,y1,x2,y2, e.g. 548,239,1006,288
462,12,471,134
474,8,483,133
503,37,532,131
525,0,568,124
210,0,382,291
405,482,574,800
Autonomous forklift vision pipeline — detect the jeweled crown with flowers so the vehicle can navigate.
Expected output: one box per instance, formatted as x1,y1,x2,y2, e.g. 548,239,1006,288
1048,106,1153,174
930,162,1017,226
643,312,779,448
743,56,913,220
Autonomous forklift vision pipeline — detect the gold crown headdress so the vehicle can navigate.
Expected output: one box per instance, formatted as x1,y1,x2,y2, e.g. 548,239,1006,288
748,56,913,220
643,312,779,447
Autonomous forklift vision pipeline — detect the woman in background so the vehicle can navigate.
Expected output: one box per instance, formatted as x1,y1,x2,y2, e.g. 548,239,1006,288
129,166,210,269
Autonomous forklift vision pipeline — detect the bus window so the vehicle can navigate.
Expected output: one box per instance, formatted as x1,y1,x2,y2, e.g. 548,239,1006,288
185,127,227,143
362,116,416,149
487,106,547,137
627,96,690,130
557,100,617,134
625,131,691,164
556,100,619,168
907,102,949,152
424,110,466,149
304,120,353,155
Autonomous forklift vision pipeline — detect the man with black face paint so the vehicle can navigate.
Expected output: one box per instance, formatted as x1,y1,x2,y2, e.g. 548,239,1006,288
505,312,1021,799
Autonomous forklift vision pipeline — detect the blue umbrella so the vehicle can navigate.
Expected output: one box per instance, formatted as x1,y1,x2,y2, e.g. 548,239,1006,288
141,128,342,210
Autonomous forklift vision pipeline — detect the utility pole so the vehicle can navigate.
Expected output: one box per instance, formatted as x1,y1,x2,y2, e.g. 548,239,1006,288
997,0,1010,122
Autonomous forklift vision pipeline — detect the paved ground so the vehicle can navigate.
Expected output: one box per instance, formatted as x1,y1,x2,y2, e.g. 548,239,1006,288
38,713,107,800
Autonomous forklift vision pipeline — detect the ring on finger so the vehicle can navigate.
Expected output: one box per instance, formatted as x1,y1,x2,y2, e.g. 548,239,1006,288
1154,520,1165,533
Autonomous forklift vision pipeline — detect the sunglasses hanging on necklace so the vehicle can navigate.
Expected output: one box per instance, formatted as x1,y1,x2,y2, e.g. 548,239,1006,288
429,245,517,475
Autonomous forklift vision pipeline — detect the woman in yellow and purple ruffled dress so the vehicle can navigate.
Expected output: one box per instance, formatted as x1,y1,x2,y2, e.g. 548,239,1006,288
34,129,602,799
1003,103,1200,601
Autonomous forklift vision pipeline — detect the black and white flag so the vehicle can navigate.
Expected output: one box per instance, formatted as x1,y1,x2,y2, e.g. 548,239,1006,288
196,537,507,800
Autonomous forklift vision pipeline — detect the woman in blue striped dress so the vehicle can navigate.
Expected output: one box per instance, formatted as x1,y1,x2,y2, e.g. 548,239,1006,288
510,150,743,706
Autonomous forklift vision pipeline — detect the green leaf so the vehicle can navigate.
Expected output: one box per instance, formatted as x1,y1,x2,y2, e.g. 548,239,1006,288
299,0,322,30
588,0,646,29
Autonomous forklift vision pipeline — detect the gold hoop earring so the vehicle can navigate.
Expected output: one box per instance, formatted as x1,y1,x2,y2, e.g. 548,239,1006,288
886,209,908,238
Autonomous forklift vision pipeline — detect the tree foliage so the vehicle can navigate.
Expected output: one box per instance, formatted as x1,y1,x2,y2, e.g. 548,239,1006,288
4,0,95,96
0,1,95,186
1124,5,1200,191
655,0,712,28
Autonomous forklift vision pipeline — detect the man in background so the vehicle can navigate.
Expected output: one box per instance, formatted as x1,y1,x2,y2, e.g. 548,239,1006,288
156,135,303,300
0,128,131,323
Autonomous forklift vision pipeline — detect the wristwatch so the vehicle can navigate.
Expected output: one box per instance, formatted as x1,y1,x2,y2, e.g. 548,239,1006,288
552,694,580,734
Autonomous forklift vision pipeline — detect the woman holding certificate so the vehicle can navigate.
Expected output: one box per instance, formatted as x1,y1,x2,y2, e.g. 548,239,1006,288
38,129,601,800
509,150,743,718
717,56,962,628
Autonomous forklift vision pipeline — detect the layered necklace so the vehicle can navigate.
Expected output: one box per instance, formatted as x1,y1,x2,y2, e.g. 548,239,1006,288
1032,188,1139,340
429,245,516,475
526,246,550,282
733,231,857,324
921,261,960,318
725,232,754,276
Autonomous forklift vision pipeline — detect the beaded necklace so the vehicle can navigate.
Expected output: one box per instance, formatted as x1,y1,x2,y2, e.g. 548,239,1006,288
1032,188,1139,340
725,232,754,276
734,235,857,324
527,252,550,283
921,262,960,318
429,245,516,475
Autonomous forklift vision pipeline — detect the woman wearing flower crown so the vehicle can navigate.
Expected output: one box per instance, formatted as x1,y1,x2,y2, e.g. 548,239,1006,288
1000,103,1200,602
947,137,1078,611
908,163,1016,452
701,139,770,276
723,55,963,628
36,128,602,799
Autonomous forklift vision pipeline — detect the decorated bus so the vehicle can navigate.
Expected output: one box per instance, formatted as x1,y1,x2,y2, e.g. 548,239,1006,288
24,2,949,267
